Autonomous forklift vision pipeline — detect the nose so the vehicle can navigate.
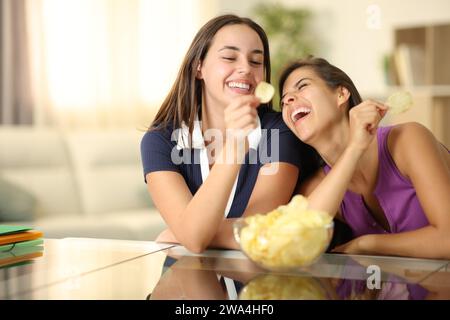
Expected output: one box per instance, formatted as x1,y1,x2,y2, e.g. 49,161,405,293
282,93,296,106
237,60,251,75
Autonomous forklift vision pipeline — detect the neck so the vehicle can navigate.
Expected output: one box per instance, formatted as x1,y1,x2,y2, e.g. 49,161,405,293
200,97,227,145
309,119,350,166
309,121,378,180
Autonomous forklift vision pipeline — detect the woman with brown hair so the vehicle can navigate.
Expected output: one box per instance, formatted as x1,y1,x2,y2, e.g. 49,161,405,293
279,56,450,259
140,15,316,253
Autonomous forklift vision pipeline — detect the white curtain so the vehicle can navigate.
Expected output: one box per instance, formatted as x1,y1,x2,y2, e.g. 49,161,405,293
26,0,215,128
1,0,33,125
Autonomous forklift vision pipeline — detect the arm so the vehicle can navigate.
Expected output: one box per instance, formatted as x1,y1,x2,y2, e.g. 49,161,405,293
297,170,346,221
207,162,299,249
151,267,227,300
301,100,387,216
149,96,258,253
154,162,299,250
148,138,244,253
335,123,450,259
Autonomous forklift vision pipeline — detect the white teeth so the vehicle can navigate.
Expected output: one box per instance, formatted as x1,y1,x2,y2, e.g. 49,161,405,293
291,107,311,122
228,82,250,90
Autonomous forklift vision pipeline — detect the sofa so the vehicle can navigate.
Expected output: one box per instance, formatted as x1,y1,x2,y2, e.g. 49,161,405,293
0,126,167,240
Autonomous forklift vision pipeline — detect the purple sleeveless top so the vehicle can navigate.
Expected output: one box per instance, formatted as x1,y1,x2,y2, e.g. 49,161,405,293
324,126,429,237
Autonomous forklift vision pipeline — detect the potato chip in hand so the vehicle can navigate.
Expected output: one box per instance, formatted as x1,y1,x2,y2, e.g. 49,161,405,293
386,91,413,114
255,81,275,103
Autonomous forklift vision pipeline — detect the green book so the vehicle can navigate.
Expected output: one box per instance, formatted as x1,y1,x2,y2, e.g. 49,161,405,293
0,225,33,236
0,244,44,269
0,239,44,252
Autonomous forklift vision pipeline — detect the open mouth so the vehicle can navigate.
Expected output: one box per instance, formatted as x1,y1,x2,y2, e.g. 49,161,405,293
227,81,252,93
291,107,311,123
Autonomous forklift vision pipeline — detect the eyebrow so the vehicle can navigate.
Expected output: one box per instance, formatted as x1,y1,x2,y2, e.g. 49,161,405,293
218,46,264,55
281,77,312,100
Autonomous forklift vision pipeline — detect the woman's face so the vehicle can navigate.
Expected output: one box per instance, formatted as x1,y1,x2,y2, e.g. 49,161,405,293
281,67,341,143
198,24,265,109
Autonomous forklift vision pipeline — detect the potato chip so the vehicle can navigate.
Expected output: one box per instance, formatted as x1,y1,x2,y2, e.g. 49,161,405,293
254,81,275,103
237,195,333,269
386,91,413,114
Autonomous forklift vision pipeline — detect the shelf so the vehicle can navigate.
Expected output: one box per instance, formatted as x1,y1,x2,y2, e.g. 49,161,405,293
387,23,450,147
387,85,450,97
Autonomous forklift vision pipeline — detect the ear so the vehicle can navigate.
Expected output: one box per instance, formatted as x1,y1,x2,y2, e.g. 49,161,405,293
195,61,203,79
337,86,351,109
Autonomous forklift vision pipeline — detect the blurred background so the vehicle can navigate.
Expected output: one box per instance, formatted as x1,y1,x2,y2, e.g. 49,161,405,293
1,0,449,241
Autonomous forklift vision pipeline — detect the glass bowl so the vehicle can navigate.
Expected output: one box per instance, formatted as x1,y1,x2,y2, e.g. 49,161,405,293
233,217,333,271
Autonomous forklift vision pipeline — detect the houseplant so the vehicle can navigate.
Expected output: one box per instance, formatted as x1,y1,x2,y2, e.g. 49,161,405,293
252,3,315,109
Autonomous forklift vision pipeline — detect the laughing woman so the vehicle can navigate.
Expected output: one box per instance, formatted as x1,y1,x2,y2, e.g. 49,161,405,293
140,15,317,253
279,57,450,259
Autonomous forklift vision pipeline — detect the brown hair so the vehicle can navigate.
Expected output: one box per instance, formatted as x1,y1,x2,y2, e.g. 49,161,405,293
278,56,362,112
150,15,272,134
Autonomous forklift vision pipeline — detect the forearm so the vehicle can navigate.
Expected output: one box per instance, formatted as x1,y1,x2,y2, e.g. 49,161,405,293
361,226,450,259
307,146,363,216
156,219,239,250
208,218,240,250
178,141,244,252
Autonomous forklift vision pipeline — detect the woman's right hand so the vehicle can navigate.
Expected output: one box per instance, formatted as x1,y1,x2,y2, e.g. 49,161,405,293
224,95,260,141
348,100,387,152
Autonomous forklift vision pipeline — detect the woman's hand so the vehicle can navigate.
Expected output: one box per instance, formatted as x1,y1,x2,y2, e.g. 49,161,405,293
332,234,374,254
221,95,260,162
348,100,388,152
224,95,260,142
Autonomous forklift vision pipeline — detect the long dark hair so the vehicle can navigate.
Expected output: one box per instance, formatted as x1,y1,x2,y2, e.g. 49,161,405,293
150,15,272,134
278,56,362,112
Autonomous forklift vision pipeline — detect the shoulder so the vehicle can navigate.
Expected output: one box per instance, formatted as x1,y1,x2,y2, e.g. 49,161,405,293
141,125,177,151
387,122,435,152
387,122,438,175
258,107,289,131
389,122,432,140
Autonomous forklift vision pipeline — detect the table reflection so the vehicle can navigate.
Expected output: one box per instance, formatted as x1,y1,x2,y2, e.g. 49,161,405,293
149,252,448,300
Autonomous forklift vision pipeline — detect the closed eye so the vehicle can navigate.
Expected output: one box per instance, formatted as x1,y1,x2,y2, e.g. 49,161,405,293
222,57,236,61
297,83,308,90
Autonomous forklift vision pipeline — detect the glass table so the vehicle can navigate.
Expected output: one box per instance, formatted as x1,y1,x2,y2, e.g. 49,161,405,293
1,238,449,300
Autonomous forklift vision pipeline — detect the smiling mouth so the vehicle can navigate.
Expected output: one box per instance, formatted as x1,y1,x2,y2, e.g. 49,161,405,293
227,81,252,93
291,107,311,123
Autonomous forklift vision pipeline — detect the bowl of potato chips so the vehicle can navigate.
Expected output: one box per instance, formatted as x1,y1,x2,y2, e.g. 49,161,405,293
233,195,333,271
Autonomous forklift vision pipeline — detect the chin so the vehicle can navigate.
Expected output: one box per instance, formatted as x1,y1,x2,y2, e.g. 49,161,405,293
293,124,314,144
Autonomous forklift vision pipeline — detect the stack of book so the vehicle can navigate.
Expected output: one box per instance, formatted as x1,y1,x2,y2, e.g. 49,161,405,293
393,44,426,87
0,225,44,268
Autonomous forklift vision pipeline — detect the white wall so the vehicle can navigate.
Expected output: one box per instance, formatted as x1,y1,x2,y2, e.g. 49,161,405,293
216,0,450,98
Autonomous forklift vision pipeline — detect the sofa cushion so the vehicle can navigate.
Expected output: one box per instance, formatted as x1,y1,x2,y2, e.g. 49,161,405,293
0,127,69,168
66,130,153,216
0,176,36,222
0,127,82,217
